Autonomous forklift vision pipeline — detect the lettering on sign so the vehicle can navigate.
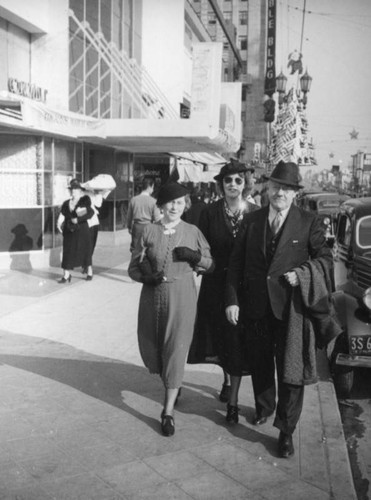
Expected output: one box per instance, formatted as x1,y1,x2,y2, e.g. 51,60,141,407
264,0,276,97
8,78,48,103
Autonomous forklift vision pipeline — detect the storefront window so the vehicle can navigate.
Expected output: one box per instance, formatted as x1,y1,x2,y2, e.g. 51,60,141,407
54,140,75,173
0,208,42,255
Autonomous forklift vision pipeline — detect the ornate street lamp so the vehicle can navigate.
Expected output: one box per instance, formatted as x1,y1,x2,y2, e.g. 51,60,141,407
276,71,288,109
300,69,313,109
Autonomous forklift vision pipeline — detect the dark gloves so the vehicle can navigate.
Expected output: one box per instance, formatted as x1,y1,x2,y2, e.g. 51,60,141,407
174,246,201,266
138,257,153,276
141,270,164,286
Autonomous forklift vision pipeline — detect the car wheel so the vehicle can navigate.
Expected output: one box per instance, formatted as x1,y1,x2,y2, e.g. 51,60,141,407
334,368,354,398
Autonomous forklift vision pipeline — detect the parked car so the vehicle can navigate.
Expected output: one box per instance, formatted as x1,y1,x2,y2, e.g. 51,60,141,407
329,197,371,396
300,192,350,247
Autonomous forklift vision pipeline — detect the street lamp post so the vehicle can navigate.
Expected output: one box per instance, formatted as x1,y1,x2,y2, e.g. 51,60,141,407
275,68,312,108
276,71,288,109
299,69,313,109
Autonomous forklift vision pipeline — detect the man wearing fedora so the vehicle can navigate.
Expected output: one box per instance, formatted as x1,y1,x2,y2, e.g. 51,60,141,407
225,160,334,458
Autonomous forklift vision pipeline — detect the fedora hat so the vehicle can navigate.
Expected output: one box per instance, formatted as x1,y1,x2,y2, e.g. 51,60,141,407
157,182,189,206
268,161,303,189
68,178,83,190
214,158,252,182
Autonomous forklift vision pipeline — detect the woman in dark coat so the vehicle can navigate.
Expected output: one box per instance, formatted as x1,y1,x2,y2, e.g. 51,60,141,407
188,159,258,424
57,179,94,283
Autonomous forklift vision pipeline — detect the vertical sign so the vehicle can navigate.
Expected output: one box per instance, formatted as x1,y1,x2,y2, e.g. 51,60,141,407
191,43,222,126
264,0,276,97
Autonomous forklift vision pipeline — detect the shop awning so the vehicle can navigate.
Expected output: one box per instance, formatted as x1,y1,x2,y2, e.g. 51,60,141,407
170,151,226,183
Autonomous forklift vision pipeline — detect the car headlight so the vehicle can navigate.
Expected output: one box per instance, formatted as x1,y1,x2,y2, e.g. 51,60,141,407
362,287,371,311
323,217,331,226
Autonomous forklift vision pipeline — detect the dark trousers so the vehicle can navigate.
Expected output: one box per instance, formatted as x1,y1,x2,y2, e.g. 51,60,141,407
247,315,304,435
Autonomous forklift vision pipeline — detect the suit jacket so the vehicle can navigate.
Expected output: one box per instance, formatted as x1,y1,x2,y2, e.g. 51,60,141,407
225,204,333,321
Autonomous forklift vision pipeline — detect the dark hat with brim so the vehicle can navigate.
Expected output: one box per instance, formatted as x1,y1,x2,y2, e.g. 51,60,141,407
214,158,252,182
69,178,84,190
157,182,189,206
268,161,303,189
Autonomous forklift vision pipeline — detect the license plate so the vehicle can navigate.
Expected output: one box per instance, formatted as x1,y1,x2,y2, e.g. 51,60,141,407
350,335,371,354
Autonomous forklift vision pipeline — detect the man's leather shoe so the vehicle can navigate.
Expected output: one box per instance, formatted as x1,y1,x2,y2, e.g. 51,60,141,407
278,431,294,458
253,414,268,425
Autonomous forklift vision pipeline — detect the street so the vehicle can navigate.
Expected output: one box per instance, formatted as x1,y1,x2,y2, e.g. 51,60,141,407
337,369,371,500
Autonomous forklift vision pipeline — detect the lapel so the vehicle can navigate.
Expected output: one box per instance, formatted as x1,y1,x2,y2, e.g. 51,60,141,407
254,206,269,259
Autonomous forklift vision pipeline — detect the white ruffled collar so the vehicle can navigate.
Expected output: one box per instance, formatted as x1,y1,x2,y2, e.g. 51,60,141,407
161,219,181,235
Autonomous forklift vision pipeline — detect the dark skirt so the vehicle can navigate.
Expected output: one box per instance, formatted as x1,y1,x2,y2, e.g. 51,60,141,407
62,221,92,270
187,272,250,376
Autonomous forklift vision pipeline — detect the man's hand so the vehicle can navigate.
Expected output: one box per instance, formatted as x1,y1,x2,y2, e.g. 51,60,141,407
225,305,239,325
284,271,299,287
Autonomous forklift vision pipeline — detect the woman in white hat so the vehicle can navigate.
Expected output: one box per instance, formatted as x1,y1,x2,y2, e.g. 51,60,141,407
57,179,94,282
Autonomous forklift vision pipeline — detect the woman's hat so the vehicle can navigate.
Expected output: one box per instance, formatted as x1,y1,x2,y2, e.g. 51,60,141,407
157,182,189,206
214,158,252,182
268,161,303,189
69,178,83,190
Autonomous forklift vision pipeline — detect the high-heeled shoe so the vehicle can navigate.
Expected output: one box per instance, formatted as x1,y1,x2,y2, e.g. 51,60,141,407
58,275,71,284
161,411,175,436
86,275,93,281
226,404,239,424
57,275,72,283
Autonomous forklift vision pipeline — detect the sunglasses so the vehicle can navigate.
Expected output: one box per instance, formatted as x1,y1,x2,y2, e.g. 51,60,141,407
224,176,244,185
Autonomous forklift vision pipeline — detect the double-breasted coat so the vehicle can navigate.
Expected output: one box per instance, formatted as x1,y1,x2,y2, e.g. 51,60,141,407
225,204,333,322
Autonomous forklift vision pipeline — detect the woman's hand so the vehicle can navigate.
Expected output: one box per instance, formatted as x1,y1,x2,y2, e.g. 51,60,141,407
225,305,239,325
173,246,201,265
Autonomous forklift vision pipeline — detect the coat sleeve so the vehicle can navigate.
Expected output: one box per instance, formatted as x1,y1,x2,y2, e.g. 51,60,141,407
194,227,215,274
128,229,147,283
224,222,247,307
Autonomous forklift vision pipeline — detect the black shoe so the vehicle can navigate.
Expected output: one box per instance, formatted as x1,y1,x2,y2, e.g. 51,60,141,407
161,413,175,436
86,275,93,281
253,414,268,425
278,431,294,458
58,275,71,284
219,383,231,403
226,404,239,424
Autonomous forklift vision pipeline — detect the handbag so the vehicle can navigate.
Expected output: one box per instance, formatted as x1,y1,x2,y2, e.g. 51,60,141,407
65,220,79,233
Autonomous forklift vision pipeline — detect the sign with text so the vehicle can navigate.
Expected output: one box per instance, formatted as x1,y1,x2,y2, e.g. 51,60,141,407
264,0,276,97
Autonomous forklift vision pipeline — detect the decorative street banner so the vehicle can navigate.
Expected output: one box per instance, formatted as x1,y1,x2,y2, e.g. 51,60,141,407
264,0,276,97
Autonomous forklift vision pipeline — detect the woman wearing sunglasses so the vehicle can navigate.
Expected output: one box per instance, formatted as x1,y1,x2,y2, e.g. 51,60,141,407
188,158,258,424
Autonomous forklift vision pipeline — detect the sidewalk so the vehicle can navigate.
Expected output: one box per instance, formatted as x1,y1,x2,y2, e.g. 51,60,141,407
0,230,356,500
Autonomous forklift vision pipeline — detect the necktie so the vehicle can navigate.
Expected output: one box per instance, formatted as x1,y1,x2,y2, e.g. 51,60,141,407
271,211,283,235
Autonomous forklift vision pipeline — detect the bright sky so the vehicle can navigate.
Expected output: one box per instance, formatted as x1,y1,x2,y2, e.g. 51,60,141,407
276,0,371,172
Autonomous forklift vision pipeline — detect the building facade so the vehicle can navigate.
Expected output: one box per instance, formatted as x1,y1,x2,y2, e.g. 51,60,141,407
0,0,244,268
189,0,269,166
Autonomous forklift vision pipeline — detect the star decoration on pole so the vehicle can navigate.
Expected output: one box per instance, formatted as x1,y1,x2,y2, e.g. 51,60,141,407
349,128,359,140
